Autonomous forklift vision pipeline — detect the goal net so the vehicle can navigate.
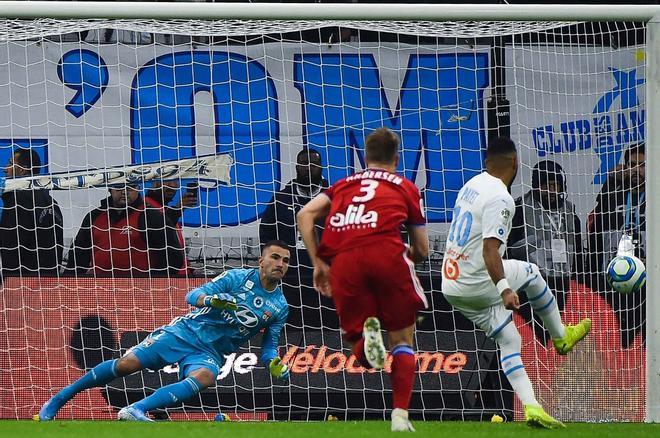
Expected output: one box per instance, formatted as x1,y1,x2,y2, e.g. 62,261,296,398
0,6,651,423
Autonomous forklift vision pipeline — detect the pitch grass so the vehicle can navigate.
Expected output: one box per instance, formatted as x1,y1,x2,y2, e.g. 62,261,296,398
2,421,660,438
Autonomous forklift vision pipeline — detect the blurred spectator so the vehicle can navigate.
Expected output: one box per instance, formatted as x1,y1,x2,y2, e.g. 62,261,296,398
259,148,332,328
145,180,198,230
0,148,64,277
67,184,184,277
145,180,198,276
588,143,646,348
508,160,584,344
259,148,328,268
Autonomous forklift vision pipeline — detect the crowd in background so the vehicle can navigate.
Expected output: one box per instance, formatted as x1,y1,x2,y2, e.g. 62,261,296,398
0,1,650,349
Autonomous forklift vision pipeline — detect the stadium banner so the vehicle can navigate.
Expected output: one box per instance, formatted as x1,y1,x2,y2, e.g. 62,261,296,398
0,42,645,238
0,41,490,236
0,277,502,420
506,45,645,221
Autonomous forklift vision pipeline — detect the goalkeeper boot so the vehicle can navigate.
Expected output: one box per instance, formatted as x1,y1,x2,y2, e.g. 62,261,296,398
37,393,69,421
391,408,416,432
118,405,154,422
214,412,232,422
524,404,565,429
553,318,591,355
363,317,386,370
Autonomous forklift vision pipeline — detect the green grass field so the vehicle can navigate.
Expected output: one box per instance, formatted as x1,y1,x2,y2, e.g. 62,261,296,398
2,421,659,438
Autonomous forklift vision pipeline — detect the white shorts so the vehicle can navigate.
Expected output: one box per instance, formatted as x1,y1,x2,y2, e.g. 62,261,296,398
443,259,538,338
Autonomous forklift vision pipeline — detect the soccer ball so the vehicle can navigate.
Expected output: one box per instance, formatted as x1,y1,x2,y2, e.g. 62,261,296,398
606,255,646,295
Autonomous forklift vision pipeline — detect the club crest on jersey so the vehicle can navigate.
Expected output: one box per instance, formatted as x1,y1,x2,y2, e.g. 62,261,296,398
253,296,264,308
500,209,511,221
329,204,378,228
263,310,272,321
245,280,254,290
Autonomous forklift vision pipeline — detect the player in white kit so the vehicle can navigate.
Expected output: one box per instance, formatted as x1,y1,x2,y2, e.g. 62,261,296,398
441,137,591,429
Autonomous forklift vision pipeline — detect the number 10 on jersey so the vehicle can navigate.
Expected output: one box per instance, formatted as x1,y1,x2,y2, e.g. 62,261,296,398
447,206,473,247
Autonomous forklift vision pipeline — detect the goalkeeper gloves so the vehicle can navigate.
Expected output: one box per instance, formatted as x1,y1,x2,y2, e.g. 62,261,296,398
268,357,290,380
203,294,238,311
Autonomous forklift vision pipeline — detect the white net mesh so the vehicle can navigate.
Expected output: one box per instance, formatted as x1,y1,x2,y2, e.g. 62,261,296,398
0,18,573,41
0,18,647,422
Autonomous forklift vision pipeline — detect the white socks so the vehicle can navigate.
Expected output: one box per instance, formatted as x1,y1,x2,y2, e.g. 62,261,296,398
524,276,566,340
496,322,538,406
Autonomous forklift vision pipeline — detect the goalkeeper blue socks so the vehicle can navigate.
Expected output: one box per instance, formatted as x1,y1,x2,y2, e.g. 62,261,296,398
58,359,119,401
133,376,203,412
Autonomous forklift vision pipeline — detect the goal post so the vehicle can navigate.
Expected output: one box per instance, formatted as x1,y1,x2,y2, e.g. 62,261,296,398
0,1,658,423
644,13,660,425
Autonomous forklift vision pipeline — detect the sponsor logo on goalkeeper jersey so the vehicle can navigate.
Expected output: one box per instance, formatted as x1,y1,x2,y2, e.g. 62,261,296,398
329,204,378,229
235,307,259,327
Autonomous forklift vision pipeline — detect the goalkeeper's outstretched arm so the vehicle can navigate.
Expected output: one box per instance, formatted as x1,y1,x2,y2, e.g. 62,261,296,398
261,307,290,379
185,274,238,310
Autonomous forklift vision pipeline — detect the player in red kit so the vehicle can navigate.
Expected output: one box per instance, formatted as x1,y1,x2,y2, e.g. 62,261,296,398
297,127,429,432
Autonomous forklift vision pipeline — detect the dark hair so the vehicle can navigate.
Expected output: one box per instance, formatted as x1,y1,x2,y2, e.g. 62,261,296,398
13,148,41,175
532,160,565,192
261,240,291,254
365,127,400,164
486,137,517,158
624,143,645,163
296,148,322,164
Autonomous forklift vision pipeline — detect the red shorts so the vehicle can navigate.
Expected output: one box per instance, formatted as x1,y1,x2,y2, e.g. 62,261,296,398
330,242,428,342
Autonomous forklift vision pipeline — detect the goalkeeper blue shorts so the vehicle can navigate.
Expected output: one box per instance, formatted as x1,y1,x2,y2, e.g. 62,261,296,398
127,328,222,379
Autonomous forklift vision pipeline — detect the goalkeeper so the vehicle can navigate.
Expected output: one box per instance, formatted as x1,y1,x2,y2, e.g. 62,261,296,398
38,240,292,422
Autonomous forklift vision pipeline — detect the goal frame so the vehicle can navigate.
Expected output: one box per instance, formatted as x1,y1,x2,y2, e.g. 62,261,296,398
0,1,658,423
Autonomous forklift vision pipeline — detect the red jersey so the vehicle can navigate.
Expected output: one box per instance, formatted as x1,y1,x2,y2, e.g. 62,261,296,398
317,168,425,261
91,202,151,275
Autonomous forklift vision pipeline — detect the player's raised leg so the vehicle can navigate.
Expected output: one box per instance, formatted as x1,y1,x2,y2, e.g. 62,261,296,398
363,316,386,369
37,354,142,421
513,261,591,354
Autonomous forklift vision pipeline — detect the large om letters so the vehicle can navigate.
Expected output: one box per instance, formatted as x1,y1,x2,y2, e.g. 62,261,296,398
60,49,489,225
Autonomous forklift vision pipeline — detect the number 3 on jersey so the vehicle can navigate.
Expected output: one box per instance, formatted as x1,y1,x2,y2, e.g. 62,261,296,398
448,205,472,247
352,179,379,203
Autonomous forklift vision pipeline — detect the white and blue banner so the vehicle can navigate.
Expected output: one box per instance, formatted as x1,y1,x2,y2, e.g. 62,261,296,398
0,42,491,239
507,45,645,222
0,41,645,238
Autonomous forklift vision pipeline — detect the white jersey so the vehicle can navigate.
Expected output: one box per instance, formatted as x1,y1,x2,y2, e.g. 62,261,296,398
442,172,515,296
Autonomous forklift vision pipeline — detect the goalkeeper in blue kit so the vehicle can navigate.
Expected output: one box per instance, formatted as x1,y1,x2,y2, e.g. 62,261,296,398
38,240,292,422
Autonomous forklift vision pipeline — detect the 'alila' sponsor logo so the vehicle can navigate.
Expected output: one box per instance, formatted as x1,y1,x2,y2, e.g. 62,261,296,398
329,204,378,228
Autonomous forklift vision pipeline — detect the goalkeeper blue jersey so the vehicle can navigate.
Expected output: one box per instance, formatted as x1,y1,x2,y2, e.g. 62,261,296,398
161,268,289,364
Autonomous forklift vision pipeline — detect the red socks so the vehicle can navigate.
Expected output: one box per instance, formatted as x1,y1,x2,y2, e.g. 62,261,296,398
390,345,416,410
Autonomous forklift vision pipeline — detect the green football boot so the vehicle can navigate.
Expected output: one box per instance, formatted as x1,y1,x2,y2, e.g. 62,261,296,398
524,404,566,429
553,318,592,355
